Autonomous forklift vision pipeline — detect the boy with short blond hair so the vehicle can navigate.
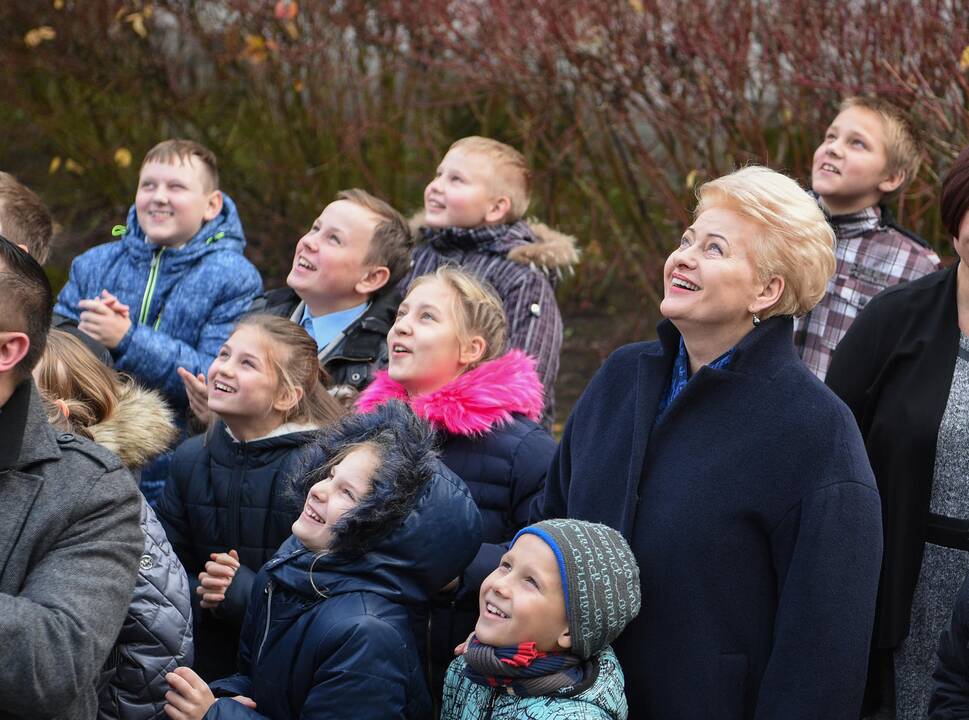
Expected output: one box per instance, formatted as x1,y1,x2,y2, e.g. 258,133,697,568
54,138,262,501
795,96,940,380
441,519,640,719
0,171,53,264
248,188,413,400
406,136,578,422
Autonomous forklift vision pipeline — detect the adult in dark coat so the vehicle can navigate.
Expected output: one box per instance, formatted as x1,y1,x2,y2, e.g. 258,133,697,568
827,147,969,718
531,167,883,719
0,237,143,720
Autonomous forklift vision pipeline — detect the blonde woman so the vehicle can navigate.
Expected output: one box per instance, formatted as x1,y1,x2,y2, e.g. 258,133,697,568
531,167,883,719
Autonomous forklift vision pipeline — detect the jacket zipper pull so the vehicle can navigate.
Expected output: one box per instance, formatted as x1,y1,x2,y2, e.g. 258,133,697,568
484,688,498,720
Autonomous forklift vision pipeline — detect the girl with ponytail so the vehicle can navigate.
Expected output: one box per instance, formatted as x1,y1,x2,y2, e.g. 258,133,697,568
156,314,346,680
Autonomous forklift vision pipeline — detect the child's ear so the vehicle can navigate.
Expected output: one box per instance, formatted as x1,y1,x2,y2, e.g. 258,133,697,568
203,190,224,223
484,196,511,225
354,266,391,296
459,335,487,367
273,384,304,414
557,627,572,651
877,170,905,196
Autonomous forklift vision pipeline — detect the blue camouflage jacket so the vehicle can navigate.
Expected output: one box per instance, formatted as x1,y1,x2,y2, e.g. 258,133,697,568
54,195,262,408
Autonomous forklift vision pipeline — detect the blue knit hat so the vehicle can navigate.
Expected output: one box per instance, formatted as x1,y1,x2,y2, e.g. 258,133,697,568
514,519,641,660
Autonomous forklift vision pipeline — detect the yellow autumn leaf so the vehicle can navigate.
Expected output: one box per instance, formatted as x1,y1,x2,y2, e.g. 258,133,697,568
65,159,85,175
685,169,698,189
49,156,62,174
114,148,133,168
293,79,304,92
53,0,64,9
24,26,56,48
283,19,299,40
243,34,268,64
960,45,969,72
127,12,148,38
629,0,644,13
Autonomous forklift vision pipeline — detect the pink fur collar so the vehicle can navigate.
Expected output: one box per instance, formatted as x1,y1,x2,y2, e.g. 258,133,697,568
355,350,545,436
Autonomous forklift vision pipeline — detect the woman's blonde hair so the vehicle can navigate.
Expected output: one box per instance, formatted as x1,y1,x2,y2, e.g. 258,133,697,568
234,314,345,427
695,166,836,319
407,266,508,369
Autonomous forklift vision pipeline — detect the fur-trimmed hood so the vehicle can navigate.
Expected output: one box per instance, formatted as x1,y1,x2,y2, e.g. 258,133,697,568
355,350,545,436
87,384,178,469
409,211,579,275
269,401,483,603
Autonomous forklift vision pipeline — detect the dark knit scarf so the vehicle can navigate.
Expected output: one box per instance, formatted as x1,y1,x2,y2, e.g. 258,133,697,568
809,190,881,240
463,637,586,697
421,222,532,256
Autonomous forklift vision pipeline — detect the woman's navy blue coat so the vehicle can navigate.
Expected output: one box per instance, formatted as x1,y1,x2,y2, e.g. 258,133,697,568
534,316,883,719
205,458,483,719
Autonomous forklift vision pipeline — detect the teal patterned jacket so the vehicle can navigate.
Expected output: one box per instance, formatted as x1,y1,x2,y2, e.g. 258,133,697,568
440,647,628,720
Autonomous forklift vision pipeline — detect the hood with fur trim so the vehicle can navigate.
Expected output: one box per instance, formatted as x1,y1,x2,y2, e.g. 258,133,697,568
270,401,483,602
408,211,579,275
355,349,544,436
86,384,178,469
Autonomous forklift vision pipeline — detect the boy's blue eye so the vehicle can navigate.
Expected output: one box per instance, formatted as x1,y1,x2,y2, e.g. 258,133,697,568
525,576,539,589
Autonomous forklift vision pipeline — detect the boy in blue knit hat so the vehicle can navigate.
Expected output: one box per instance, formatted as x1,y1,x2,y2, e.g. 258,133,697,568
441,519,641,720
53,139,262,501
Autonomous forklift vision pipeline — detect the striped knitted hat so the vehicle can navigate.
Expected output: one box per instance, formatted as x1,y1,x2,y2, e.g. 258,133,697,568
514,519,641,660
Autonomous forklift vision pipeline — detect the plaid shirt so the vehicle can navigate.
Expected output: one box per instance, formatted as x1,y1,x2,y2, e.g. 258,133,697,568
794,205,940,380
403,222,563,422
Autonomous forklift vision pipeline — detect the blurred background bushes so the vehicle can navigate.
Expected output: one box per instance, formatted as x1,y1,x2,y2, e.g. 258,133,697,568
3,0,969,412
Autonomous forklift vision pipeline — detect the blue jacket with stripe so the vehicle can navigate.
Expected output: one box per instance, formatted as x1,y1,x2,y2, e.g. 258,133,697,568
54,195,262,408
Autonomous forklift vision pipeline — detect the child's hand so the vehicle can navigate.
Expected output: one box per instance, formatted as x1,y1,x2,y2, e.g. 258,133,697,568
99,289,130,319
164,666,216,720
178,368,212,425
78,297,131,349
197,550,240,609
454,632,475,656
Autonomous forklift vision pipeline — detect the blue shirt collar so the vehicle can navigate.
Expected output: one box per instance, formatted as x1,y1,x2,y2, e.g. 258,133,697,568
657,337,734,415
300,301,369,352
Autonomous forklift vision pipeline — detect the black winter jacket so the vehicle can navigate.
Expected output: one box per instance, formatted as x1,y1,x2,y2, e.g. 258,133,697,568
156,422,317,680
929,570,969,718
205,405,483,719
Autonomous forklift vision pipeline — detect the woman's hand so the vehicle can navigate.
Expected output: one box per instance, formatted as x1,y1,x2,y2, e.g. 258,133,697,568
197,550,240,609
164,666,216,720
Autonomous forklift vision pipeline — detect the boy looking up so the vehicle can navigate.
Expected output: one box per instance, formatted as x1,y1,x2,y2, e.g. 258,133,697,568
795,97,940,379
0,171,53,263
54,139,262,501
245,189,412,402
406,137,578,422
441,519,641,719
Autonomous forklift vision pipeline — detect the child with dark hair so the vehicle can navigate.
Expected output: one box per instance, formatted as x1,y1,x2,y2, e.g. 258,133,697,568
163,401,483,719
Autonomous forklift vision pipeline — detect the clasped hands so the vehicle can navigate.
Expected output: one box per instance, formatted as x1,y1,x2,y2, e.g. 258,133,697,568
78,290,131,349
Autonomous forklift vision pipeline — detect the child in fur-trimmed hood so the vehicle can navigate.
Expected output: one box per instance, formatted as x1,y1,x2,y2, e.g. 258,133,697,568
163,401,483,720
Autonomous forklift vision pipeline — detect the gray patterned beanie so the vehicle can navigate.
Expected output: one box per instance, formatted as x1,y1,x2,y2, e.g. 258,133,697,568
515,519,641,660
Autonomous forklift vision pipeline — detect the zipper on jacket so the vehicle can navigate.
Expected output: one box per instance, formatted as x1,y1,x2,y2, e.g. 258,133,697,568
227,445,247,551
256,581,274,663
138,247,166,326
484,688,498,720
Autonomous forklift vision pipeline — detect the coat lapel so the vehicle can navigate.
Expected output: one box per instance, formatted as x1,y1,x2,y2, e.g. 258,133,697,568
0,469,43,584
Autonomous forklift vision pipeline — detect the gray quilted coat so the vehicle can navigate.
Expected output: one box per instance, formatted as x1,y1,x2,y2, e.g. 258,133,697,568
74,383,194,720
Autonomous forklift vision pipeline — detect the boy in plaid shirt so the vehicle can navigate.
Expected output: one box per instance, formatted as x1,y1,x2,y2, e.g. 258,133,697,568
795,96,940,379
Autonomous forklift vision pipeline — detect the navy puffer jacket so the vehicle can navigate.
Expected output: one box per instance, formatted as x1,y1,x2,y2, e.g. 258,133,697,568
156,422,317,680
205,404,483,719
